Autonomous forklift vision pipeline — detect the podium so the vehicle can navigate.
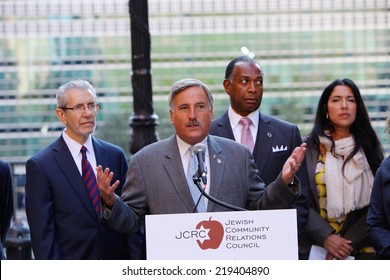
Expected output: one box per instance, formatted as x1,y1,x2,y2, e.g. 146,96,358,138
145,209,298,260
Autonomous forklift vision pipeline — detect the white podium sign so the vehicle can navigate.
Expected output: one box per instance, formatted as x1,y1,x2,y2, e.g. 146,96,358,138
145,209,297,260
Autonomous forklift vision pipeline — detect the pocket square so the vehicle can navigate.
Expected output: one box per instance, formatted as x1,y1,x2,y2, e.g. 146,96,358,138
272,145,288,152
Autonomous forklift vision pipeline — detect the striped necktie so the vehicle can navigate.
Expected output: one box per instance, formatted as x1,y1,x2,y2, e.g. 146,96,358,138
80,146,100,217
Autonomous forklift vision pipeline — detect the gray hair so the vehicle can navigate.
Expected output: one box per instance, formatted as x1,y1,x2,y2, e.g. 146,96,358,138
56,79,97,107
168,78,213,109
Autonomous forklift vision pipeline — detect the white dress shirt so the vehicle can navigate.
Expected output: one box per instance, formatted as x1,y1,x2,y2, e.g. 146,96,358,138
176,135,210,208
228,105,259,145
62,129,97,177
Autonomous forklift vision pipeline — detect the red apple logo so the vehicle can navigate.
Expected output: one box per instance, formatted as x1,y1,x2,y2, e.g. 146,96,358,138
196,217,224,250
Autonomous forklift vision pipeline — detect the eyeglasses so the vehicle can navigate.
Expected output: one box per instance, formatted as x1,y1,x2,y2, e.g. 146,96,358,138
59,103,101,113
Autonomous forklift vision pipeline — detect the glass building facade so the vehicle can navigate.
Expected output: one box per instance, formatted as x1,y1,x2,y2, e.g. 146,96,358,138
1,0,389,165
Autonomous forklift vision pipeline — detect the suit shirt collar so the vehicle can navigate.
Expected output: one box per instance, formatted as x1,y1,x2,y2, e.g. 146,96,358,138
228,106,259,129
62,129,96,175
228,106,259,144
175,135,208,158
176,135,210,200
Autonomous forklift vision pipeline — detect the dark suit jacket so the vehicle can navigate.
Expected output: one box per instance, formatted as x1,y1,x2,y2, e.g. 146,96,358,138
106,135,299,233
0,160,14,259
25,136,143,259
210,111,309,234
299,139,373,259
367,156,390,259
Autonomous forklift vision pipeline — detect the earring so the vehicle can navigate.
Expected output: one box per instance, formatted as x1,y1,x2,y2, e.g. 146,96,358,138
326,113,329,120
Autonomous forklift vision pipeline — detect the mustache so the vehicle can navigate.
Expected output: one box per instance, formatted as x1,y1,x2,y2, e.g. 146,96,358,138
185,120,200,127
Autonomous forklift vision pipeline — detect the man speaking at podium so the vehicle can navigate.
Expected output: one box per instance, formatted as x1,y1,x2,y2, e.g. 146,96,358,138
97,78,306,234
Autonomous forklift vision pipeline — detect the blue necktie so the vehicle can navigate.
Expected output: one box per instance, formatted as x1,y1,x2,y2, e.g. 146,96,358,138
81,146,100,217
186,146,206,212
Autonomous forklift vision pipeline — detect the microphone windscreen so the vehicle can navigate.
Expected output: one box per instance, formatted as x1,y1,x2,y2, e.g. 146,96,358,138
194,143,206,154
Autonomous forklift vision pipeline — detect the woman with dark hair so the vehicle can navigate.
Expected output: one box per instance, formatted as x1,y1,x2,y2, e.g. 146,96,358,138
367,114,390,260
300,78,384,260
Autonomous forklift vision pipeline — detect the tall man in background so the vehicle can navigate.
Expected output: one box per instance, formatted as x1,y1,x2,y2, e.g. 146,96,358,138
210,56,310,241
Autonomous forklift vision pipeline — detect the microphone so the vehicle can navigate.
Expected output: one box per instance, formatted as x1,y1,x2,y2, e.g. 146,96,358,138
192,143,247,212
193,143,207,185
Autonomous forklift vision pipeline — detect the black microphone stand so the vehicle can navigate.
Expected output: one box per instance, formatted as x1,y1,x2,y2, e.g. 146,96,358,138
192,174,247,212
